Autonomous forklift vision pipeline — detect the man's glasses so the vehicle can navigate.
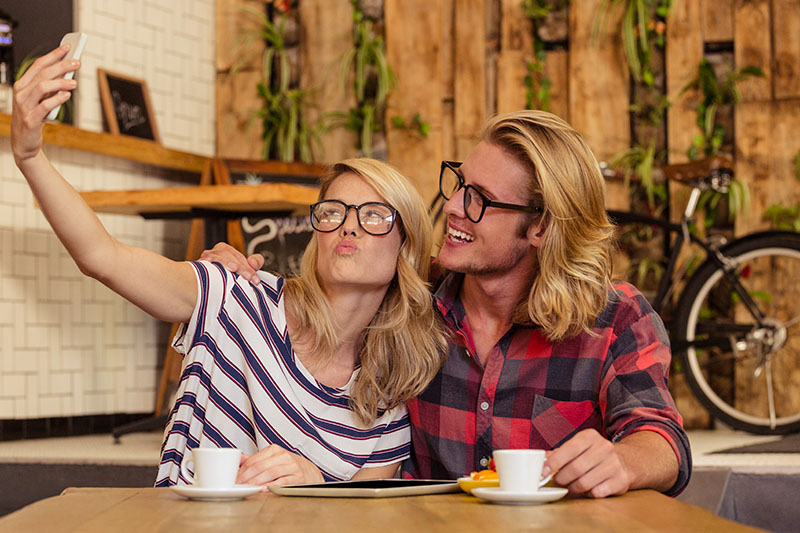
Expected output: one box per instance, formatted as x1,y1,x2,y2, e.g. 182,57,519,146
439,161,543,223
310,199,399,236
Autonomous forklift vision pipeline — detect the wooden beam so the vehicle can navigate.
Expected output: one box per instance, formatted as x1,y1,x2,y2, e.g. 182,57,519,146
216,70,264,159
385,0,444,204
454,0,487,160
772,0,800,100
666,0,703,164
0,113,207,174
299,0,358,163
734,0,772,102
702,0,734,42
79,183,319,216
545,49,569,121
215,0,266,72
568,0,630,209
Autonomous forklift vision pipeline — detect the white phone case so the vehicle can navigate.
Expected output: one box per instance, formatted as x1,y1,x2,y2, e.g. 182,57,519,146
46,32,88,121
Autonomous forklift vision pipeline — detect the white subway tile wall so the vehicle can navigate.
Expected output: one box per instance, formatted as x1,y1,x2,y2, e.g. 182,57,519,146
0,0,215,419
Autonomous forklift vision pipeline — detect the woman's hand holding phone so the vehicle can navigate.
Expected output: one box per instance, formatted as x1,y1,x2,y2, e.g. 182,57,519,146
11,35,85,166
46,32,87,120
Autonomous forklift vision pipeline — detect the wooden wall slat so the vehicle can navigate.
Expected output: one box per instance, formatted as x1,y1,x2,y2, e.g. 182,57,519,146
496,0,532,115
702,0,734,42
734,101,772,233
568,0,630,209
666,0,704,164
772,0,800,100
215,0,265,72
496,53,528,114
734,0,772,102
454,0,488,161
545,49,569,121
501,0,533,52
441,0,455,160
735,100,800,234
215,0,265,159
299,0,358,163
385,0,444,204
665,1,704,236
216,70,263,159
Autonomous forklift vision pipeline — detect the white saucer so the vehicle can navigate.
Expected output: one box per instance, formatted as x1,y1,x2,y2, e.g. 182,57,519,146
170,484,262,501
471,486,568,505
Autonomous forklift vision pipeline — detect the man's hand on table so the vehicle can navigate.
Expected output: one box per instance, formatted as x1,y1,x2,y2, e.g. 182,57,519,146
237,445,324,489
543,429,678,499
200,242,264,285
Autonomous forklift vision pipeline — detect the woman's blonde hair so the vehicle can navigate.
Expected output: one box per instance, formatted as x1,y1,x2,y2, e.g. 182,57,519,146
483,110,615,340
285,158,447,426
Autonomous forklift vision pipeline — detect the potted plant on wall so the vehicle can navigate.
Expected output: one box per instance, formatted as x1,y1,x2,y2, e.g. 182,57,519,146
240,0,323,163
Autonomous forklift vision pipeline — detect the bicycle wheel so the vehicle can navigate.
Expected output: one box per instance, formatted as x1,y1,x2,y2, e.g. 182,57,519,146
673,232,800,434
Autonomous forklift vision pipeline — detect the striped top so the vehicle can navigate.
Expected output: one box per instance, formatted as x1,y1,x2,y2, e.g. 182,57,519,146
155,261,410,486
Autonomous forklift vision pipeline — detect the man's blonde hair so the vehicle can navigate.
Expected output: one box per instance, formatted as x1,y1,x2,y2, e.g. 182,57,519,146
285,158,447,426
483,110,615,340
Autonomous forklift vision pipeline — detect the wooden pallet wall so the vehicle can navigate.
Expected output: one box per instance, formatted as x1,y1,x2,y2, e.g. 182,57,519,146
215,0,264,159
734,0,800,234
215,1,800,221
383,0,630,208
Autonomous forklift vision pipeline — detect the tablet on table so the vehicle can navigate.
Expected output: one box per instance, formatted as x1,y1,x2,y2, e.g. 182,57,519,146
268,479,459,498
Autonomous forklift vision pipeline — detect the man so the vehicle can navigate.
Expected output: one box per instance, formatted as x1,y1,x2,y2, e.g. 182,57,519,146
200,110,690,498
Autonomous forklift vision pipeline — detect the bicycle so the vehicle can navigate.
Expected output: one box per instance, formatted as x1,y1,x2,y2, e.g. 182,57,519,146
606,156,800,434
430,155,800,434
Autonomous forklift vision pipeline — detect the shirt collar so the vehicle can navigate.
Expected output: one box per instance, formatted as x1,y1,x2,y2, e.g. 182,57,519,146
432,263,539,330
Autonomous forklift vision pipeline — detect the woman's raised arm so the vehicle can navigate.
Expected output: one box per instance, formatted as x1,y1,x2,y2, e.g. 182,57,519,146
11,45,197,323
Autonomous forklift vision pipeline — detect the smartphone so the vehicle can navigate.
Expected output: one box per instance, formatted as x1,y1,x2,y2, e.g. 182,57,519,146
46,32,88,121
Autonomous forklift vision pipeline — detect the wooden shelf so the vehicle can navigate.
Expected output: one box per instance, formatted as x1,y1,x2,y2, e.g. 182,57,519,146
0,113,209,174
79,183,319,216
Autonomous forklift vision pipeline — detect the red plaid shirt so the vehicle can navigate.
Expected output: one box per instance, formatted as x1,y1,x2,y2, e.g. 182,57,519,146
403,268,691,496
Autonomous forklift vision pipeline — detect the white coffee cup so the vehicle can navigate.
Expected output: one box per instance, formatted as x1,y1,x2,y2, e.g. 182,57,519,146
180,447,242,488
493,449,553,493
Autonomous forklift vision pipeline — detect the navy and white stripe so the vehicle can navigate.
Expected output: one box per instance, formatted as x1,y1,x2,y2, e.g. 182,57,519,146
155,261,410,486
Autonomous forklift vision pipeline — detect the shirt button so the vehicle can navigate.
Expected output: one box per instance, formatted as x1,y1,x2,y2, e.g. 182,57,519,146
480,401,490,411
479,457,489,467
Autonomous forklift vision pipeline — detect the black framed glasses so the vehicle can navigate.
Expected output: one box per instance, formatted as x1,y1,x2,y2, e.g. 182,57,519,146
439,161,543,223
310,200,399,236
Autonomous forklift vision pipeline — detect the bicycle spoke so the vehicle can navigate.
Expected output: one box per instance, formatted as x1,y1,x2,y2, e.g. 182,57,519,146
783,314,800,330
764,359,776,430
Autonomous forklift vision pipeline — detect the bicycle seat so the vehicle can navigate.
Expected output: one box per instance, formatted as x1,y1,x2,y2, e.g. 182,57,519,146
662,155,733,183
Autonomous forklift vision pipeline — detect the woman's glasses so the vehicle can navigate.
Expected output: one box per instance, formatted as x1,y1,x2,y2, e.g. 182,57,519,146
439,161,543,223
310,200,398,236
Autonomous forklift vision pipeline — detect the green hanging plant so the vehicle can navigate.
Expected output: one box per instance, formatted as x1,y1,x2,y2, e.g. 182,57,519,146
763,202,800,232
522,0,566,110
594,0,670,86
332,0,395,157
681,59,766,161
391,113,430,138
240,2,323,163
610,140,661,207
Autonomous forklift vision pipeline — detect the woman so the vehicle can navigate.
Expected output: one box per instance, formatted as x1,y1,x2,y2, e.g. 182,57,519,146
12,45,447,487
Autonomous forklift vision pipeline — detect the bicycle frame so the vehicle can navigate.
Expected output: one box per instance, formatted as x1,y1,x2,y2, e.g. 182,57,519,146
607,209,769,333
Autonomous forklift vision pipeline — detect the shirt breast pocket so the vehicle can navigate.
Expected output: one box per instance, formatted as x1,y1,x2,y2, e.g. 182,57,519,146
530,395,603,449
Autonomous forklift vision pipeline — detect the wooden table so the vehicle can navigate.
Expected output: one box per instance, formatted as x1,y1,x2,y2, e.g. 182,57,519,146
0,487,761,532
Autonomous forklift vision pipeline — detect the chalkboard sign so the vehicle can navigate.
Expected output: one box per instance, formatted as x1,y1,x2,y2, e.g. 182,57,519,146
97,69,160,142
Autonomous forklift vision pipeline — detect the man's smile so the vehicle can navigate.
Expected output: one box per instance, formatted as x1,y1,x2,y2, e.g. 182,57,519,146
447,225,475,243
